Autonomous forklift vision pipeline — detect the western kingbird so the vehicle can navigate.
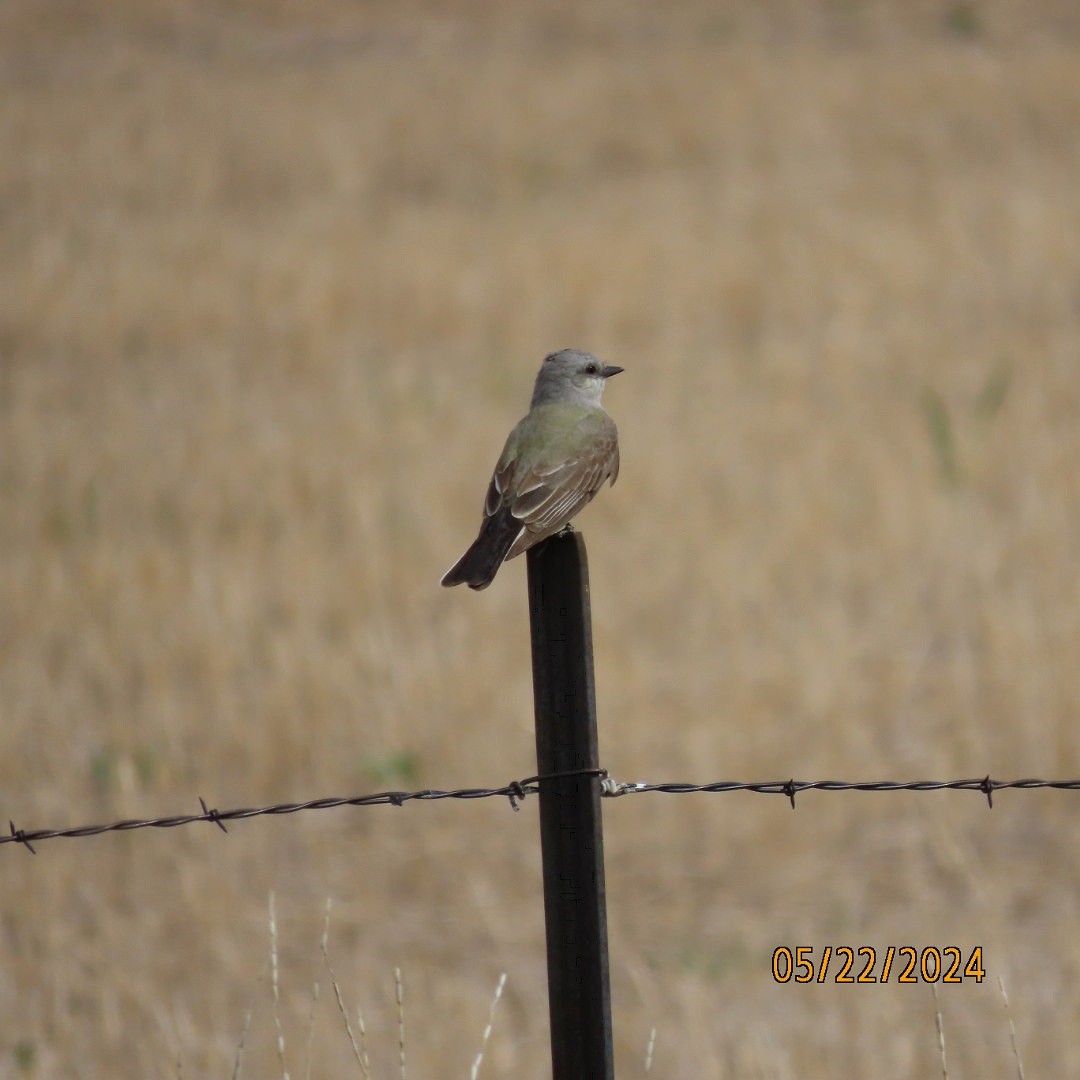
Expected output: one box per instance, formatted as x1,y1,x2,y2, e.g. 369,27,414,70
442,348,623,590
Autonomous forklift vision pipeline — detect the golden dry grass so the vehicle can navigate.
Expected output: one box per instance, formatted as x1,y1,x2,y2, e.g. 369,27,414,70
3,1,1080,1075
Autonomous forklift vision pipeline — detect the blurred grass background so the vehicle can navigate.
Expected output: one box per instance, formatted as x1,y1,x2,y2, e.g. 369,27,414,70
3,0,1080,1075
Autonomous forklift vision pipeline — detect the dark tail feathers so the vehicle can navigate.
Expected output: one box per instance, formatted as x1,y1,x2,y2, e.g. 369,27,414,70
441,508,523,590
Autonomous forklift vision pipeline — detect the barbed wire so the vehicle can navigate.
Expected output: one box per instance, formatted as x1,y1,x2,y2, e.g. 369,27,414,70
600,775,1080,807
0,770,590,854
5,771,1080,853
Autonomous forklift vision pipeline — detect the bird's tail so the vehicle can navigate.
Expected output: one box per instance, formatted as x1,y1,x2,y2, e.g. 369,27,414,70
441,508,524,590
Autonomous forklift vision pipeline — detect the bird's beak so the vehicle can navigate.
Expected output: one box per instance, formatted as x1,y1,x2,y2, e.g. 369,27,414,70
602,365,624,379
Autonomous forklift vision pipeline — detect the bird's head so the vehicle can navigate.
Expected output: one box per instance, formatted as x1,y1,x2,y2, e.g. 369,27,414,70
532,349,624,408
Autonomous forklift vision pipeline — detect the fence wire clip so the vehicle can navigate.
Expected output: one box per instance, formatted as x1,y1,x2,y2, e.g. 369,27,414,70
600,778,647,796
199,797,228,833
506,779,527,811
8,820,36,855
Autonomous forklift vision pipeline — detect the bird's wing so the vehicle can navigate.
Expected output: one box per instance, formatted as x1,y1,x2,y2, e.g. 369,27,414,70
507,414,618,533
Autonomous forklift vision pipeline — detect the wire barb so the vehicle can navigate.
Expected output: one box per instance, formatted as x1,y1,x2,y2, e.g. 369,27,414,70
199,797,228,833
8,820,36,855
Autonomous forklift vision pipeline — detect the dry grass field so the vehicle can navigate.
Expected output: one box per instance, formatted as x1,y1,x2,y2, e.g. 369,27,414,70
3,0,1080,1075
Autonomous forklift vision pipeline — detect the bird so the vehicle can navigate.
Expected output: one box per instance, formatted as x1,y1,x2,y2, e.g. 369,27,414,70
442,348,623,590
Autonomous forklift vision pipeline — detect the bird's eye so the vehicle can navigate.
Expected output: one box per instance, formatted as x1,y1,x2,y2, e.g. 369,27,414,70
585,363,598,375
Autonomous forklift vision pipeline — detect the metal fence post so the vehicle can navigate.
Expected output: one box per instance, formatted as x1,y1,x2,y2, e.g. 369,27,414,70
527,531,615,1080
